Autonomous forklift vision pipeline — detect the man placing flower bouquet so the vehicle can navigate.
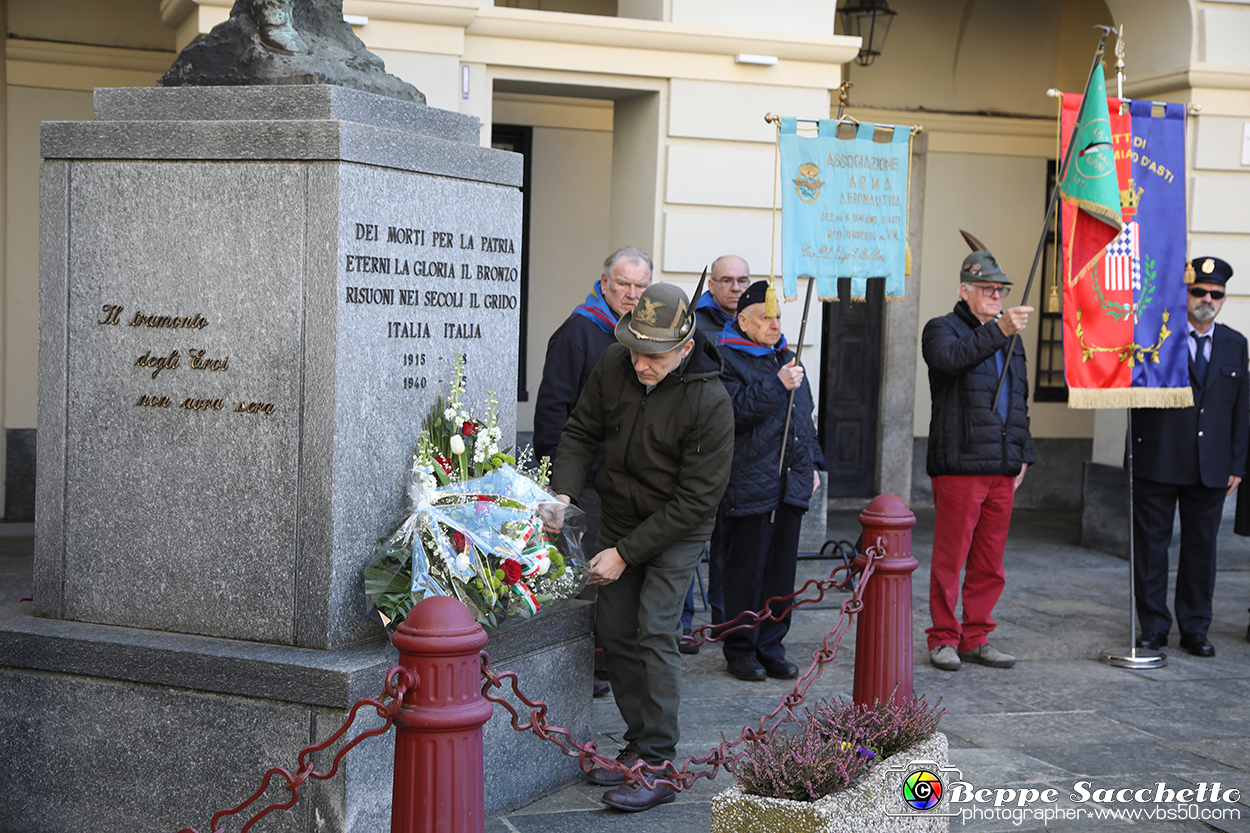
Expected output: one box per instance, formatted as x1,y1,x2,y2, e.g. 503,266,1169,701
551,281,734,812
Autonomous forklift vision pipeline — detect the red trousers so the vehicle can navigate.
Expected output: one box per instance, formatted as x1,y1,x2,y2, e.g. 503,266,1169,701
927,474,1015,652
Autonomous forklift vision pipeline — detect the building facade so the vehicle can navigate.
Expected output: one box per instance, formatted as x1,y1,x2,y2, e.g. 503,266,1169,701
5,0,1250,518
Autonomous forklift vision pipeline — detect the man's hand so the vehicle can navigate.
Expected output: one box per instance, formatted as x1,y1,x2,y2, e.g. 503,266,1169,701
541,493,572,535
587,547,627,585
1014,462,1028,492
998,306,1035,337
812,469,821,494
1228,475,1242,497
778,358,804,391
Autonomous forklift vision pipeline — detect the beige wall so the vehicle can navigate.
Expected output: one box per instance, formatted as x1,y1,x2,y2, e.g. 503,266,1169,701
6,87,90,430
493,96,614,433
10,0,173,51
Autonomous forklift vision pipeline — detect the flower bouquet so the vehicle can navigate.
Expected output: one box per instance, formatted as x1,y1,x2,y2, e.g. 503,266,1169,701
364,356,588,633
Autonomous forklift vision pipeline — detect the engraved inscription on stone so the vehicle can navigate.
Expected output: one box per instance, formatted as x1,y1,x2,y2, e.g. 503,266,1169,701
340,217,521,392
99,302,274,416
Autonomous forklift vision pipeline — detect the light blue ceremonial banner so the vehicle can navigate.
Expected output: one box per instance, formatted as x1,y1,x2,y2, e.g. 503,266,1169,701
779,117,910,301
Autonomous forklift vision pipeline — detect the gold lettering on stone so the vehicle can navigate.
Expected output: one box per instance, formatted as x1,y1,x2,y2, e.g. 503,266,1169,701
180,398,225,411
188,349,229,371
129,311,209,329
234,401,277,415
135,349,180,379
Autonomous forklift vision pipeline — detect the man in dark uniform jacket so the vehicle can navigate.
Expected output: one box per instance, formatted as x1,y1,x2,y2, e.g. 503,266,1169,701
1133,256,1247,657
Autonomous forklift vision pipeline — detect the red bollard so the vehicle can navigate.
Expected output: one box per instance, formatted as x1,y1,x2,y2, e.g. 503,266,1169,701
390,596,494,833
852,494,919,708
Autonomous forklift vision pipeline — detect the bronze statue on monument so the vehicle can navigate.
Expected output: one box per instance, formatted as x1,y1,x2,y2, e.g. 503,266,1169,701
161,0,425,103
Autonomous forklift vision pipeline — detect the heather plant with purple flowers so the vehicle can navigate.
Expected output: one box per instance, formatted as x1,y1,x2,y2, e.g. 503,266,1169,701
733,696,943,803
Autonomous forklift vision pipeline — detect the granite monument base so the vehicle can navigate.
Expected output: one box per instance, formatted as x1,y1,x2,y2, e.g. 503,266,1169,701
19,83,590,832
0,599,592,831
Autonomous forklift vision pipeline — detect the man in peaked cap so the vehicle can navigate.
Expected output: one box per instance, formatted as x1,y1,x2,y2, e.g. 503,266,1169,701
1134,256,1247,657
550,281,734,812
922,244,1035,672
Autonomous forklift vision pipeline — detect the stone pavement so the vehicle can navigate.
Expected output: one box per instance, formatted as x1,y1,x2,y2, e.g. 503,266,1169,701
486,507,1250,833
4,507,1249,832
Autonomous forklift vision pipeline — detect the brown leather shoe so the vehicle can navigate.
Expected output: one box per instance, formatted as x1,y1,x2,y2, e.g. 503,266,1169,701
601,780,676,812
585,749,640,787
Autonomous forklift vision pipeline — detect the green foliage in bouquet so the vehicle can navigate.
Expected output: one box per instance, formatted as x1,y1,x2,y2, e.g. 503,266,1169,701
363,355,583,633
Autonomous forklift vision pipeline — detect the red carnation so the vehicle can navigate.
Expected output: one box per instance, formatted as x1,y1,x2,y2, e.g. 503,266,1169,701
434,456,453,475
502,559,523,585
452,531,467,553
462,420,478,437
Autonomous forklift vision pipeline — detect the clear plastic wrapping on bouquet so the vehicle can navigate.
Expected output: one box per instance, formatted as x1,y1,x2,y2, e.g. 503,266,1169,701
365,465,587,633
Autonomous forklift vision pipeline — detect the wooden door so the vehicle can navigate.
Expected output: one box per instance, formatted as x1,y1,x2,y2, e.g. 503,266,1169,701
819,278,884,497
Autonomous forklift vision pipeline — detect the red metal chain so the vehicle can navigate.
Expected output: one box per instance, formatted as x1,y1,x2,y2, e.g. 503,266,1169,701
176,665,416,833
480,539,882,792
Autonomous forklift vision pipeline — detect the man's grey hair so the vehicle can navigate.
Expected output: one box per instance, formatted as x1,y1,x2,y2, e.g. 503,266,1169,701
603,246,653,278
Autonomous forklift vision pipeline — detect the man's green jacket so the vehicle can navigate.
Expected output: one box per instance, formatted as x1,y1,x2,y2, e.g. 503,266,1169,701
551,330,734,566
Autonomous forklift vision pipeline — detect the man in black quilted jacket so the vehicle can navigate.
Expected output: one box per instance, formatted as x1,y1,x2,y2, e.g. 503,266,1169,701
921,247,1035,673
715,280,824,682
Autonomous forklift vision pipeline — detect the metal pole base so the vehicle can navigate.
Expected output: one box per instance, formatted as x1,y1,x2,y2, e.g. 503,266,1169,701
1099,647,1167,669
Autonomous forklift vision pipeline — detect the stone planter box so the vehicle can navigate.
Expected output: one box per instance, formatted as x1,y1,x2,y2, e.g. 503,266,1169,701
711,732,951,833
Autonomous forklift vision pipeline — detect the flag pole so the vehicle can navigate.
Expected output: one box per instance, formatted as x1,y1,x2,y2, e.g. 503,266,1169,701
991,28,1113,410
1097,25,1165,671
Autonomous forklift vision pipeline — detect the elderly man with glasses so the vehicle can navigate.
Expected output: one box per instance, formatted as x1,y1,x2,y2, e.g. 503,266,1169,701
921,245,1035,672
1133,256,1247,657
695,254,752,337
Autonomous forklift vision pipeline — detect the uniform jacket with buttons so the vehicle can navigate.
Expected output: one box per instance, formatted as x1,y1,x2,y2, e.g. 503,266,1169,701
1131,321,1249,489
922,300,1035,477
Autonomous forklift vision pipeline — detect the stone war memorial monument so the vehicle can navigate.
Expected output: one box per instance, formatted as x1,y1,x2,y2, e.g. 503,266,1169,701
0,2,592,830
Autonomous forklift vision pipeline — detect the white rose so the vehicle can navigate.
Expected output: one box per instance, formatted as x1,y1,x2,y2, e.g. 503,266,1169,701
536,555,551,575
455,553,471,571
450,435,466,455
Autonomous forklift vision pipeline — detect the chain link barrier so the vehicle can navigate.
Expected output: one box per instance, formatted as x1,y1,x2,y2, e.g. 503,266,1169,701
175,538,880,830
176,665,415,833
480,538,882,792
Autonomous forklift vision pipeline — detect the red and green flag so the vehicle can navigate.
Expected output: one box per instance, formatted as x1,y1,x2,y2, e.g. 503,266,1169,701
1058,61,1123,280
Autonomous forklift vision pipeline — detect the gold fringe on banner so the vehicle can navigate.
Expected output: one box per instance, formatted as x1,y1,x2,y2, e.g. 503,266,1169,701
1067,386,1195,409
1184,261,1196,284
